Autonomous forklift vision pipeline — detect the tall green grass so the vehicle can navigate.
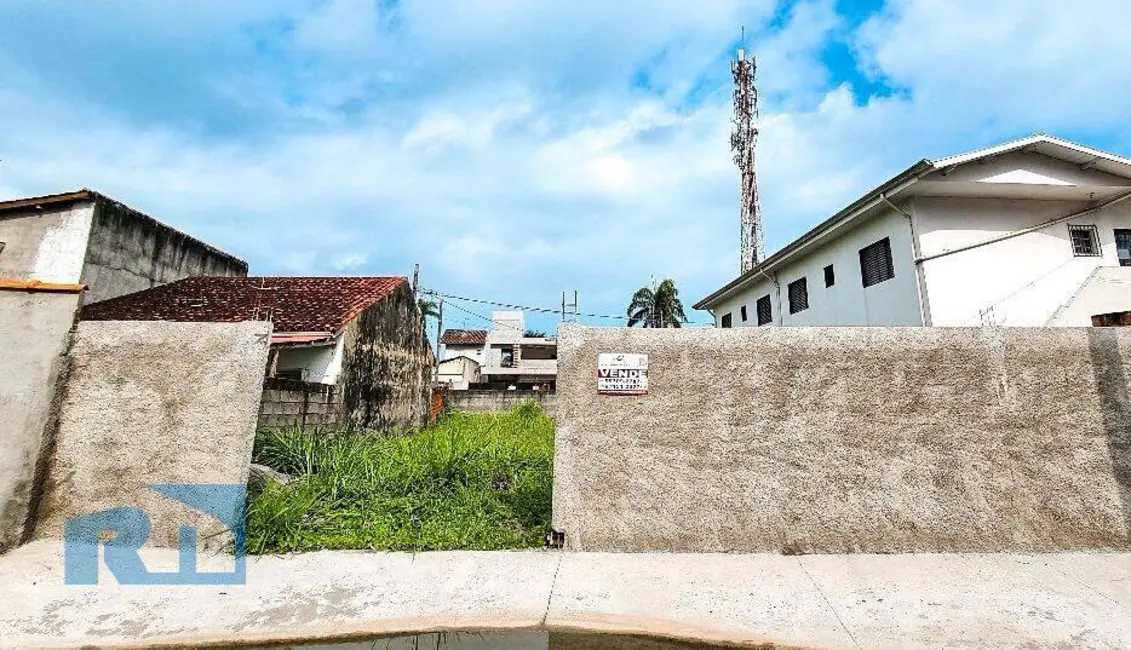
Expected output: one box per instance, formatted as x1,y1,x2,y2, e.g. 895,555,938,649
246,400,554,554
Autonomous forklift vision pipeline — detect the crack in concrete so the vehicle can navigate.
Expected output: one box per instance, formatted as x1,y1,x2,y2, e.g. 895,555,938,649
540,551,564,625
797,556,863,650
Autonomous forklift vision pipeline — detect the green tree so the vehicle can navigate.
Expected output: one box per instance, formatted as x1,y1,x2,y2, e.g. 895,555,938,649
626,278,687,328
418,298,440,332
524,329,548,338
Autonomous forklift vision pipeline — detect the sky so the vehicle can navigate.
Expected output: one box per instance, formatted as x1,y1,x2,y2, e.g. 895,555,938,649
2,0,1131,336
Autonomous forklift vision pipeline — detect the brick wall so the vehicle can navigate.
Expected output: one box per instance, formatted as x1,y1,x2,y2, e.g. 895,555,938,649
258,378,342,429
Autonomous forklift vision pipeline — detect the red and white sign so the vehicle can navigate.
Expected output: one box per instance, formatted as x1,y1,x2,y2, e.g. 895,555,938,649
597,353,649,395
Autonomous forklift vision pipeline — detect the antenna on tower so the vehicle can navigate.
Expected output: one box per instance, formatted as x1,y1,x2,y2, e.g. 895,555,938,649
731,31,764,273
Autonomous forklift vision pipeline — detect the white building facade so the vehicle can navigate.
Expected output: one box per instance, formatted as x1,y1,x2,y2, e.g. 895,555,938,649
695,135,1131,328
439,311,557,390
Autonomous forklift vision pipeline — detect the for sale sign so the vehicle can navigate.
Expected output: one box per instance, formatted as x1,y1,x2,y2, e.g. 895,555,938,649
597,353,649,395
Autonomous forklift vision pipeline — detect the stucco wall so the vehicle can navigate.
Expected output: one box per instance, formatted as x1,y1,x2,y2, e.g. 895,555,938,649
553,325,1131,553
0,290,80,551
33,321,271,549
445,390,556,415
81,198,248,305
711,208,923,328
915,195,1131,326
0,204,95,284
339,282,434,431
1049,266,1131,326
259,379,342,429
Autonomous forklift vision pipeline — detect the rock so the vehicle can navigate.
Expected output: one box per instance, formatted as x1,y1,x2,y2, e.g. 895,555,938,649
248,463,293,492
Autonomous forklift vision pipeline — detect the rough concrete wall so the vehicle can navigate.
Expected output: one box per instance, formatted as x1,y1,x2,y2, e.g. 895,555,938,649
33,321,271,549
0,205,94,284
446,390,557,415
81,198,248,305
0,290,79,551
339,283,434,431
553,325,1131,553
259,379,342,429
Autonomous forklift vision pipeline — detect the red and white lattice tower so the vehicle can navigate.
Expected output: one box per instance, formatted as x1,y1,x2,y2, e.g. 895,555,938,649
731,47,764,272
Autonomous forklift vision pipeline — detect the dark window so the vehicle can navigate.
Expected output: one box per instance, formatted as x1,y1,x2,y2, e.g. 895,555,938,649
740,305,748,322
859,238,895,287
1069,225,1101,257
823,264,835,287
275,368,304,381
1116,229,1131,267
787,278,809,314
756,295,772,326
721,313,733,328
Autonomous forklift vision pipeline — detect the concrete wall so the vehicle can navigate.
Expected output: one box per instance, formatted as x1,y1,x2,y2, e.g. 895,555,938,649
259,378,342,429
445,390,556,414
81,198,247,305
0,204,94,284
553,325,1131,553
711,208,923,328
33,321,271,549
0,290,80,551
339,282,434,431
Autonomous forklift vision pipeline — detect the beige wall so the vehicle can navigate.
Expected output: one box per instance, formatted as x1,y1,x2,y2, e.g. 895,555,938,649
553,324,1131,553
33,321,271,550
0,289,80,551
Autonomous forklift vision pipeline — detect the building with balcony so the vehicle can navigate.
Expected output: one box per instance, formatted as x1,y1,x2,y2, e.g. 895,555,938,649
439,311,557,390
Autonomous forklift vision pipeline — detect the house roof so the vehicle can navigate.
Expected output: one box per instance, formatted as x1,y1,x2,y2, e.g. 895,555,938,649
440,329,488,345
81,276,407,334
694,134,1131,310
0,189,246,269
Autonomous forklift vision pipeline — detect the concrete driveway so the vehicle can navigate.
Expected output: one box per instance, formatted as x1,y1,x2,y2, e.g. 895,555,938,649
0,540,1129,649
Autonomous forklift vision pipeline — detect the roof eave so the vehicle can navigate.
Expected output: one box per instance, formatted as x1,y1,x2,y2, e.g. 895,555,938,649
693,160,933,311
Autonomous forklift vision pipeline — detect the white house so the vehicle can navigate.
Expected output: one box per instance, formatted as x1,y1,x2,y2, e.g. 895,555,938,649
439,311,558,390
694,134,1131,327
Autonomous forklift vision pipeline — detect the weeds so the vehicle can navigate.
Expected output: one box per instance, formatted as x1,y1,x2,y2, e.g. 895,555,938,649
246,400,554,554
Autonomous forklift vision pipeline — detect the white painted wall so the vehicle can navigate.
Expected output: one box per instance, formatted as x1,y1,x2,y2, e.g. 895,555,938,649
712,208,923,327
1048,267,1131,326
0,205,94,284
915,195,1131,326
274,336,345,384
443,344,484,363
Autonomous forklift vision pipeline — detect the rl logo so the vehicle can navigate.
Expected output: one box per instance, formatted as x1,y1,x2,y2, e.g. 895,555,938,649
63,484,247,585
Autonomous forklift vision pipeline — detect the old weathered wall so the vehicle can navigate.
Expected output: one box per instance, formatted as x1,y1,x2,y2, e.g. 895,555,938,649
81,198,248,305
0,290,80,551
258,378,342,429
553,325,1131,553
339,282,434,431
0,205,94,284
33,321,271,549
446,390,557,415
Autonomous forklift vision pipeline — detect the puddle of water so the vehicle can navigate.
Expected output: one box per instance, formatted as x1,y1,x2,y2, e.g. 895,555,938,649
239,630,739,649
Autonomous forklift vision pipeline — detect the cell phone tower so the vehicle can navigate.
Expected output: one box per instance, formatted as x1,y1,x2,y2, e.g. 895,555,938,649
731,44,764,273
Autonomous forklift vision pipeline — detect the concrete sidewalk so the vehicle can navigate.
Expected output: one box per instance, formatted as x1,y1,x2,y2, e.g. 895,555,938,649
0,541,1129,649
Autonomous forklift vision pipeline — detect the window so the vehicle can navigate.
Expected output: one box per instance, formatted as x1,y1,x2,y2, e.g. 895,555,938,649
1116,229,1131,267
1069,225,1101,257
721,312,733,328
823,264,835,287
756,295,772,326
740,305,748,322
859,238,895,287
787,278,809,314
275,368,304,381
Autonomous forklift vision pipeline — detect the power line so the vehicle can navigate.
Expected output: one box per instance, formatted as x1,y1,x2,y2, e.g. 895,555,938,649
422,288,714,326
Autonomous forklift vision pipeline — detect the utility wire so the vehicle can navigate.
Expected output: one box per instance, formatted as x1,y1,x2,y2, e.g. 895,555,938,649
423,288,714,326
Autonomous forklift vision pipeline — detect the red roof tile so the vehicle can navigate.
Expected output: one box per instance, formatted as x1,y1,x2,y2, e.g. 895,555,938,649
81,276,407,334
440,329,488,345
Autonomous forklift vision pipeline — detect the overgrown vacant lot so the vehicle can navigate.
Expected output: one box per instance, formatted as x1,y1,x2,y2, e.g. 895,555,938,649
246,401,554,554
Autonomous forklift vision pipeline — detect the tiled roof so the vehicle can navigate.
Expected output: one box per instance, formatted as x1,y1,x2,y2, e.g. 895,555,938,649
81,276,407,334
440,329,488,345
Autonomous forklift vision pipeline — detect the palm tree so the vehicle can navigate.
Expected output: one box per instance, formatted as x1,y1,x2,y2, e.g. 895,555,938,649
418,298,439,333
626,278,687,328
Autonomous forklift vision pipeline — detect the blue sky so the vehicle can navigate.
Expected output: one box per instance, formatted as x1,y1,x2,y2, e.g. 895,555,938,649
2,0,1130,335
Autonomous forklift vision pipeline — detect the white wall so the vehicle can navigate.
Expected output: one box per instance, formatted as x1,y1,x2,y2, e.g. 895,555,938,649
712,208,923,327
915,196,1131,326
1049,267,1131,326
443,343,484,363
274,336,345,384
0,205,94,284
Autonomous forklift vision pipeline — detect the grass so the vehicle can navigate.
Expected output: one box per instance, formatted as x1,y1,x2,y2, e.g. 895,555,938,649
245,400,555,554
